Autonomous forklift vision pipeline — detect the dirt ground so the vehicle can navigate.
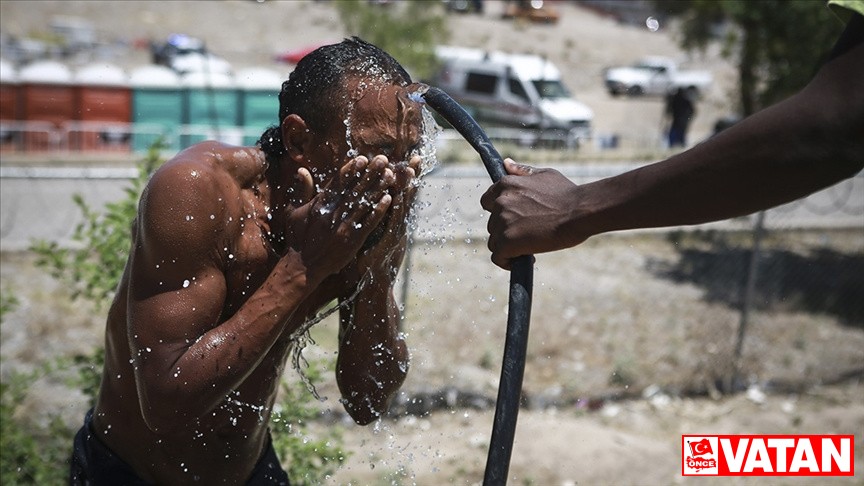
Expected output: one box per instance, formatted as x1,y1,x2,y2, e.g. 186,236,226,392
2,230,862,485
1,1,862,484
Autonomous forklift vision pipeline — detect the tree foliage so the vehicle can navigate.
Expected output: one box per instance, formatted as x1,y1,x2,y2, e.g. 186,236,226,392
334,0,449,81
656,0,845,115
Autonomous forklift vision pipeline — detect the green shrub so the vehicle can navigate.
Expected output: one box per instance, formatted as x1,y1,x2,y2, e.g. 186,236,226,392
31,141,163,309
0,366,71,484
271,359,348,485
0,289,71,484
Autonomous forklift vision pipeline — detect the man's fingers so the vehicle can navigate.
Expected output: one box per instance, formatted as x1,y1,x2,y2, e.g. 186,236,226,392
364,193,392,228
481,159,535,211
490,248,534,272
503,158,534,176
296,167,315,202
394,162,417,190
490,251,512,271
339,155,368,184
480,186,499,212
408,155,422,173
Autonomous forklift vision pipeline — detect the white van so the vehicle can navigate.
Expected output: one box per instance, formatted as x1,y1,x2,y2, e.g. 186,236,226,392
431,45,593,147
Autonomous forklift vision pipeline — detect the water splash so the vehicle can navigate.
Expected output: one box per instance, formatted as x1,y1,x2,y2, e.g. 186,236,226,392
646,16,660,32
286,272,370,400
341,92,441,181
414,105,442,180
284,85,441,403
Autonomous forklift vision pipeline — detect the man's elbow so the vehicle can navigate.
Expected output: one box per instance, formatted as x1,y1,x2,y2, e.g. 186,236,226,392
137,385,194,434
340,374,407,425
343,396,391,426
140,406,190,434
349,407,384,426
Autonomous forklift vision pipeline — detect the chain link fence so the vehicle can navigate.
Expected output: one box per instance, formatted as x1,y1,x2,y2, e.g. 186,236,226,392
2,164,862,402
399,165,864,402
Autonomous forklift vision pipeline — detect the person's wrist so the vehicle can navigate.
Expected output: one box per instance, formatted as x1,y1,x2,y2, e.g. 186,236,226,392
563,180,606,244
280,247,334,293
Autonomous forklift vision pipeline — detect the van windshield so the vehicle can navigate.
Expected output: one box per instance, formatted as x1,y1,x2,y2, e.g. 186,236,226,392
532,80,570,99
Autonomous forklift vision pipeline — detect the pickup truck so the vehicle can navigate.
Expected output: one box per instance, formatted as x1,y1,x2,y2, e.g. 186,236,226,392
604,56,712,97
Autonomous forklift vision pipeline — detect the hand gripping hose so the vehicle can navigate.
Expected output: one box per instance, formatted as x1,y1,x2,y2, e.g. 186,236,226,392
420,85,534,485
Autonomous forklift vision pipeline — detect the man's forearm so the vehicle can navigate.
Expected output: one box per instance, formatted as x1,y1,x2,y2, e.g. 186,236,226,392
586,38,863,236
336,278,409,424
135,252,317,432
581,80,863,237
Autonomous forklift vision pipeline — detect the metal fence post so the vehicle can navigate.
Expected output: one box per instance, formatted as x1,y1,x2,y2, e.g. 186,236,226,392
732,210,767,389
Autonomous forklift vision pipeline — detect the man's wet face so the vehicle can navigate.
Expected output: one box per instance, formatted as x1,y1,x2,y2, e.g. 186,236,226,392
305,79,424,187
346,81,424,165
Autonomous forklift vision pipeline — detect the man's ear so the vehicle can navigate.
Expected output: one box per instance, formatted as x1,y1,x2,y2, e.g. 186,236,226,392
281,114,310,164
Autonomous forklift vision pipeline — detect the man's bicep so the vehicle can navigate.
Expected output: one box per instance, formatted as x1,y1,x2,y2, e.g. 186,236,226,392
127,174,228,355
127,255,227,353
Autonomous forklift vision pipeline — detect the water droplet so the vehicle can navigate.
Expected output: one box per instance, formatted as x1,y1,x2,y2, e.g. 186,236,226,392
646,16,660,32
183,279,191,288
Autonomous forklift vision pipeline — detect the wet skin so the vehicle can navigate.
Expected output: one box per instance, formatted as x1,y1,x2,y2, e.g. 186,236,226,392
91,79,424,484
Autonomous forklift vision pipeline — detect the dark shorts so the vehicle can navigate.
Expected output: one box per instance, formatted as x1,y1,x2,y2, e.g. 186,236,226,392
69,410,290,485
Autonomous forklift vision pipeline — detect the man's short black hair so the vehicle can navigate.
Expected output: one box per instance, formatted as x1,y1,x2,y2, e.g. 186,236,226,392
258,37,412,161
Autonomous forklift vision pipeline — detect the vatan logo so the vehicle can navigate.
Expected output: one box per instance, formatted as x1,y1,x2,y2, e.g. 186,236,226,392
683,436,719,475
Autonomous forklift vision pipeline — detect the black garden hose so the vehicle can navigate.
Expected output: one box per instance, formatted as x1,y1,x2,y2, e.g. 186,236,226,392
420,85,534,486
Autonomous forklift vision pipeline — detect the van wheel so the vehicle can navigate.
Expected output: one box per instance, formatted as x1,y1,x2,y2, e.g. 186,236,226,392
565,131,581,150
627,86,644,97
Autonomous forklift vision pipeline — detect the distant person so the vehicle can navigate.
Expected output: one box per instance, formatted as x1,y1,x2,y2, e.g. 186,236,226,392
70,37,424,484
664,86,696,148
481,6,862,270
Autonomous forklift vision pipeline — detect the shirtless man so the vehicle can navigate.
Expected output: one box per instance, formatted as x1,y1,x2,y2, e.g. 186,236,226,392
70,38,425,484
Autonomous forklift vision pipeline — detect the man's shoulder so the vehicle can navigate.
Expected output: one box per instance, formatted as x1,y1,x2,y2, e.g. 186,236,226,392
137,144,240,252
153,141,265,190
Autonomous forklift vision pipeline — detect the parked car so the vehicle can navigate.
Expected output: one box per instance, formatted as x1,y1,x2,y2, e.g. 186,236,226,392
274,42,332,65
604,56,712,97
502,0,560,24
442,0,484,14
152,34,232,75
431,45,593,147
